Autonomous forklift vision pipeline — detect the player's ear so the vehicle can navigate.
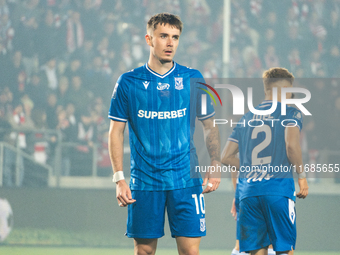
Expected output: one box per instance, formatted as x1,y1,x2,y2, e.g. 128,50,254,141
145,34,153,47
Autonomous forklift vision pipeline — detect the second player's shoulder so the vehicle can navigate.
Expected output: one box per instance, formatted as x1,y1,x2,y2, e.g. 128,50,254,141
285,106,303,121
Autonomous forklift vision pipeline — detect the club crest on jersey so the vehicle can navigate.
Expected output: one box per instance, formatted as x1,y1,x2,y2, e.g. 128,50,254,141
157,83,170,90
293,111,302,120
175,77,183,90
200,218,206,232
143,81,150,89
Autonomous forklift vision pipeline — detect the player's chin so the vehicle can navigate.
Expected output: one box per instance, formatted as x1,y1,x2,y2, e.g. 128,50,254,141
160,56,173,63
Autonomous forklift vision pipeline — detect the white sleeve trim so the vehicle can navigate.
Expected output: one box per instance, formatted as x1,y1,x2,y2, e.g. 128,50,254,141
108,115,128,122
286,123,301,131
228,137,239,144
198,111,215,120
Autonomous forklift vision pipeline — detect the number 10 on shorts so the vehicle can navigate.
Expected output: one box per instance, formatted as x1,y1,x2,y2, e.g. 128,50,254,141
192,194,205,214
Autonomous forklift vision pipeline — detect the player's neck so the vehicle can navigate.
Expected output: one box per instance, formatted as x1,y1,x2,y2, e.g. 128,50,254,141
147,57,174,75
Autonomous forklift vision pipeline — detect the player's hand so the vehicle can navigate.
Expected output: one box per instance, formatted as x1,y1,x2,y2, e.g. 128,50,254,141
116,180,136,207
230,198,237,220
297,178,309,199
202,160,221,194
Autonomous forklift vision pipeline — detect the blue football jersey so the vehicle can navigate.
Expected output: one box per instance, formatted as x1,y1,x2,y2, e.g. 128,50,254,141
229,100,303,202
108,62,215,191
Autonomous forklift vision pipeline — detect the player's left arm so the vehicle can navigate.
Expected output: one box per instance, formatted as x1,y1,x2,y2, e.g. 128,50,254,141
285,126,309,199
221,140,239,219
201,116,221,194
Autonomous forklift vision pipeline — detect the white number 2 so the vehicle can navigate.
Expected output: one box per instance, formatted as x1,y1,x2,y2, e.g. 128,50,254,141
192,194,205,214
251,125,272,165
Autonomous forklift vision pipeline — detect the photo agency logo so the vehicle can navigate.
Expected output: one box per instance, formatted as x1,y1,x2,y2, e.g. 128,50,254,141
198,82,223,115
199,83,312,127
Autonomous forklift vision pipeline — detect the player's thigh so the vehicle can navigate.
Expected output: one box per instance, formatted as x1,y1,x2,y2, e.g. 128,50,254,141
167,185,206,238
134,238,158,255
176,236,201,255
126,190,166,239
239,197,270,253
261,196,296,252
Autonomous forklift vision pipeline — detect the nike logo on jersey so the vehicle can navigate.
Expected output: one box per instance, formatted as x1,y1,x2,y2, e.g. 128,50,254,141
143,81,150,89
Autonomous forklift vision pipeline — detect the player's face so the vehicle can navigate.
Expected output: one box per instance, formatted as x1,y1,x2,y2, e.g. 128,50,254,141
146,24,180,64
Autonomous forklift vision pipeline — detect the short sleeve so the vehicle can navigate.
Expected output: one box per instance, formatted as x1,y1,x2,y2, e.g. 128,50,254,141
108,74,129,122
228,128,239,144
284,108,303,131
192,71,215,120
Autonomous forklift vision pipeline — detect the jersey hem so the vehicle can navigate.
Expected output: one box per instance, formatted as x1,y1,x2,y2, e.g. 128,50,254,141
129,182,203,191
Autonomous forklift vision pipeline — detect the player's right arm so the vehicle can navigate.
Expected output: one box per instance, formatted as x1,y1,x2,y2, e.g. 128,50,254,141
285,126,309,199
221,140,239,189
108,120,136,207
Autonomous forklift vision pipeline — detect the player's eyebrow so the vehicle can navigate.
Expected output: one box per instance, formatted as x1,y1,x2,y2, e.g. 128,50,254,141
159,33,180,38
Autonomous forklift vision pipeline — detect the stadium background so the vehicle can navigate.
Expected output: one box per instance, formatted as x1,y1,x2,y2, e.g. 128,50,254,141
0,0,339,254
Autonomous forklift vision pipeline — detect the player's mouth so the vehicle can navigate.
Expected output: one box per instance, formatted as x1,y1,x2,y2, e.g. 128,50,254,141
164,50,173,55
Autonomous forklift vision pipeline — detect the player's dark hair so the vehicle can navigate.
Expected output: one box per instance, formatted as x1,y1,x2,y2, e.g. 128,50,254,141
262,67,295,90
147,13,183,33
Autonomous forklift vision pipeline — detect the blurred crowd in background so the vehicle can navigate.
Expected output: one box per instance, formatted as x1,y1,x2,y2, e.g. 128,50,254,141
0,0,339,184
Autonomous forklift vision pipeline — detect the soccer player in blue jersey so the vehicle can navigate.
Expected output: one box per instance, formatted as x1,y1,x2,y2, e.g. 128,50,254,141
108,13,221,255
221,67,308,255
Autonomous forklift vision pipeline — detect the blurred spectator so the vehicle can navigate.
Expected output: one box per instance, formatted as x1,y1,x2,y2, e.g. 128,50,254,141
45,93,58,129
71,112,96,176
81,0,101,39
37,9,64,63
229,47,244,78
85,56,110,97
55,108,72,176
68,75,90,115
0,11,15,51
328,45,340,77
13,15,39,76
26,72,48,108
56,76,70,106
243,46,262,77
309,50,327,77
264,45,280,69
64,56,83,78
5,99,34,186
30,107,50,164
287,48,302,74
40,57,59,91
66,10,84,53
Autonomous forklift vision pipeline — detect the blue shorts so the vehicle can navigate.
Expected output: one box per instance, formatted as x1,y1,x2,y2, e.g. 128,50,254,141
239,196,296,253
126,185,206,239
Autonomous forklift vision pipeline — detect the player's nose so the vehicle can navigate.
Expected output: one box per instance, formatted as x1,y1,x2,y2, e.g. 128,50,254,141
167,38,173,47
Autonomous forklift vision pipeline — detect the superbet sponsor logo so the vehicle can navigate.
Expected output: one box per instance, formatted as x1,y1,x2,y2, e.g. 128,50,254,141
137,108,187,119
